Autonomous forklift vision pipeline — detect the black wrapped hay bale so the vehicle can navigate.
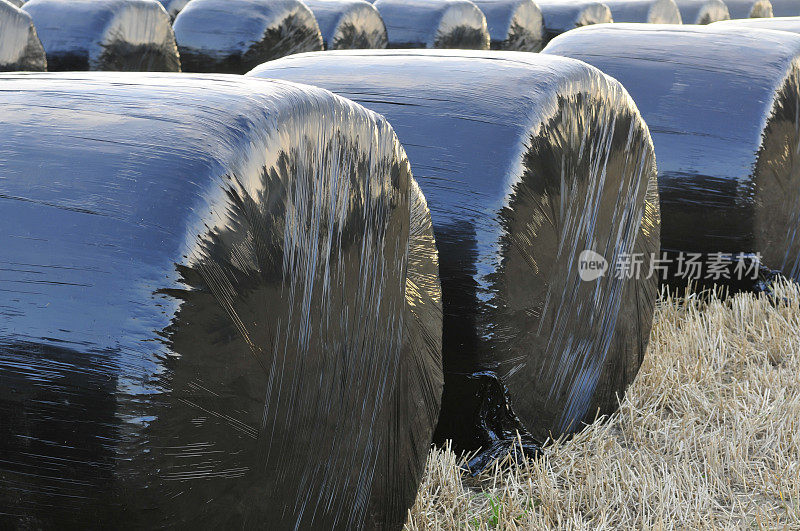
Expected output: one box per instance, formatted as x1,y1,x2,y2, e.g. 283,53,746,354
769,0,800,15
173,0,323,73
545,24,800,282
472,0,545,51
722,0,773,17
158,0,189,19
601,0,683,22
22,0,179,71
249,50,661,448
537,0,613,43
0,72,442,530
674,0,729,22
373,0,490,49
304,0,387,49
713,15,800,29
0,0,45,71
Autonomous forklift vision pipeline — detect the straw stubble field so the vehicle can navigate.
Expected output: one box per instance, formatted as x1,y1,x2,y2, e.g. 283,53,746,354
408,282,800,529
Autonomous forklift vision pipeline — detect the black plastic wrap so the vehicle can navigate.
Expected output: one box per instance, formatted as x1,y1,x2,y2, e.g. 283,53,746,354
472,0,544,51
173,0,323,74
723,0,773,17
157,0,189,20
372,0,490,49
545,25,800,281
249,49,661,448
0,72,443,530
769,0,800,15
674,0,729,22
0,0,45,71
22,0,179,71
601,0,683,22
713,14,800,29
537,0,613,43
304,0,387,49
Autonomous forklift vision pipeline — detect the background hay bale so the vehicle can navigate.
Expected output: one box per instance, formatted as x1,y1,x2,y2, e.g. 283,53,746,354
0,0,45,70
249,49,661,448
601,0,683,23
304,0,387,49
173,0,323,74
373,0,490,49
722,0,773,18
0,72,442,530
674,0,730,22
713,14,800,29
22,0,179,71
472,0,545,51
537,0,613,43
157,0,189,20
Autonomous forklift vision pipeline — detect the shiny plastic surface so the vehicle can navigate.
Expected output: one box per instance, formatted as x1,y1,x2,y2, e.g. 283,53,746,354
0,72,442,530
173,0,323,74
713,15,800,30
373,0,490,49
601,0,683,22
723,0,773,17
472,0,545,51
5,0,23,6
22,0,179,71
157,0,189,19
769,0,800,16
0,0,45,70
249,49,661,446
545,24,800,279
674,0,729,22
537,0,613,43
304,0,388,49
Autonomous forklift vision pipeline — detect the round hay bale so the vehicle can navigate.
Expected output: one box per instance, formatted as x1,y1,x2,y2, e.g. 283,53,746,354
674,0,730,22
0,72,442,530
0,0,45,70
537,0,613,43
172,0,323,74
249,49,661,447
545,24,800,281
373,0,490,49
158,0,189,20
601,0,683,22
303,0,387,49
713,15,800,29
723,0,773,17
472,0,545,51
22,0,179,71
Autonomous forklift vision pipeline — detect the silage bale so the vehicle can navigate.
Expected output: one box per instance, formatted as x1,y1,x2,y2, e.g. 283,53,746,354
722,0,773,17
674,0,729,22
158,0,189,20
544,24,800,281
471,0,545,51
172,0,323,73
537,0,613,43
0,72,442,530
248,49,661,448
304,0,387,49
712,14,800,29
601,0,683,22
5,0,23,6
769,0,800,15
22,0,179,71
373,0,490,49
0,0,45,70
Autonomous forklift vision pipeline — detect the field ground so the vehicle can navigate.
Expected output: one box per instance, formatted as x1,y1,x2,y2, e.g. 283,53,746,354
407,282,800,530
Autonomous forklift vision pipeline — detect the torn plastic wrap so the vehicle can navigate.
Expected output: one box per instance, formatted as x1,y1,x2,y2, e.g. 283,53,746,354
248,49,661,449
0,0,45,71
0,72,443,530
373,0,490,49
713,15,800,31
769,0,800,15
722,0,773,17
537,0,613,43
303,0,387,49
172,0,323,74
544,24,800,285
673,0,729,22
600,0,683,22
471,0,544,51
21,0,179,71
157,0,189,20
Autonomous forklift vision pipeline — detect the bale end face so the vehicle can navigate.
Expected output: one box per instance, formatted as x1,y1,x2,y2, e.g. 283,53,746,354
473,0,545,52
374,0,491,49
304,0,388,50
0,0,46,71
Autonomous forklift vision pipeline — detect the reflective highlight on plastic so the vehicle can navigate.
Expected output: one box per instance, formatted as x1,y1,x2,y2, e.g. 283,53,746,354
472,0,545,51
0,0,45,71
304,0,388,49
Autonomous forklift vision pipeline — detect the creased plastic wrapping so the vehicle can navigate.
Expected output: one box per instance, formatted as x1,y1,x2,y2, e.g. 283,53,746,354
769,0,800,15
22,0,179,71
0,0,45,71
472,0,544,51
545,24,800,282
673,0,729,22
173,0,323,74
249,49,661,448
537,0,613,43
601,0,683,22
304,0,387,49
373,0,490,49
157,0,189,20
0,72,443,530
722,0,773,17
